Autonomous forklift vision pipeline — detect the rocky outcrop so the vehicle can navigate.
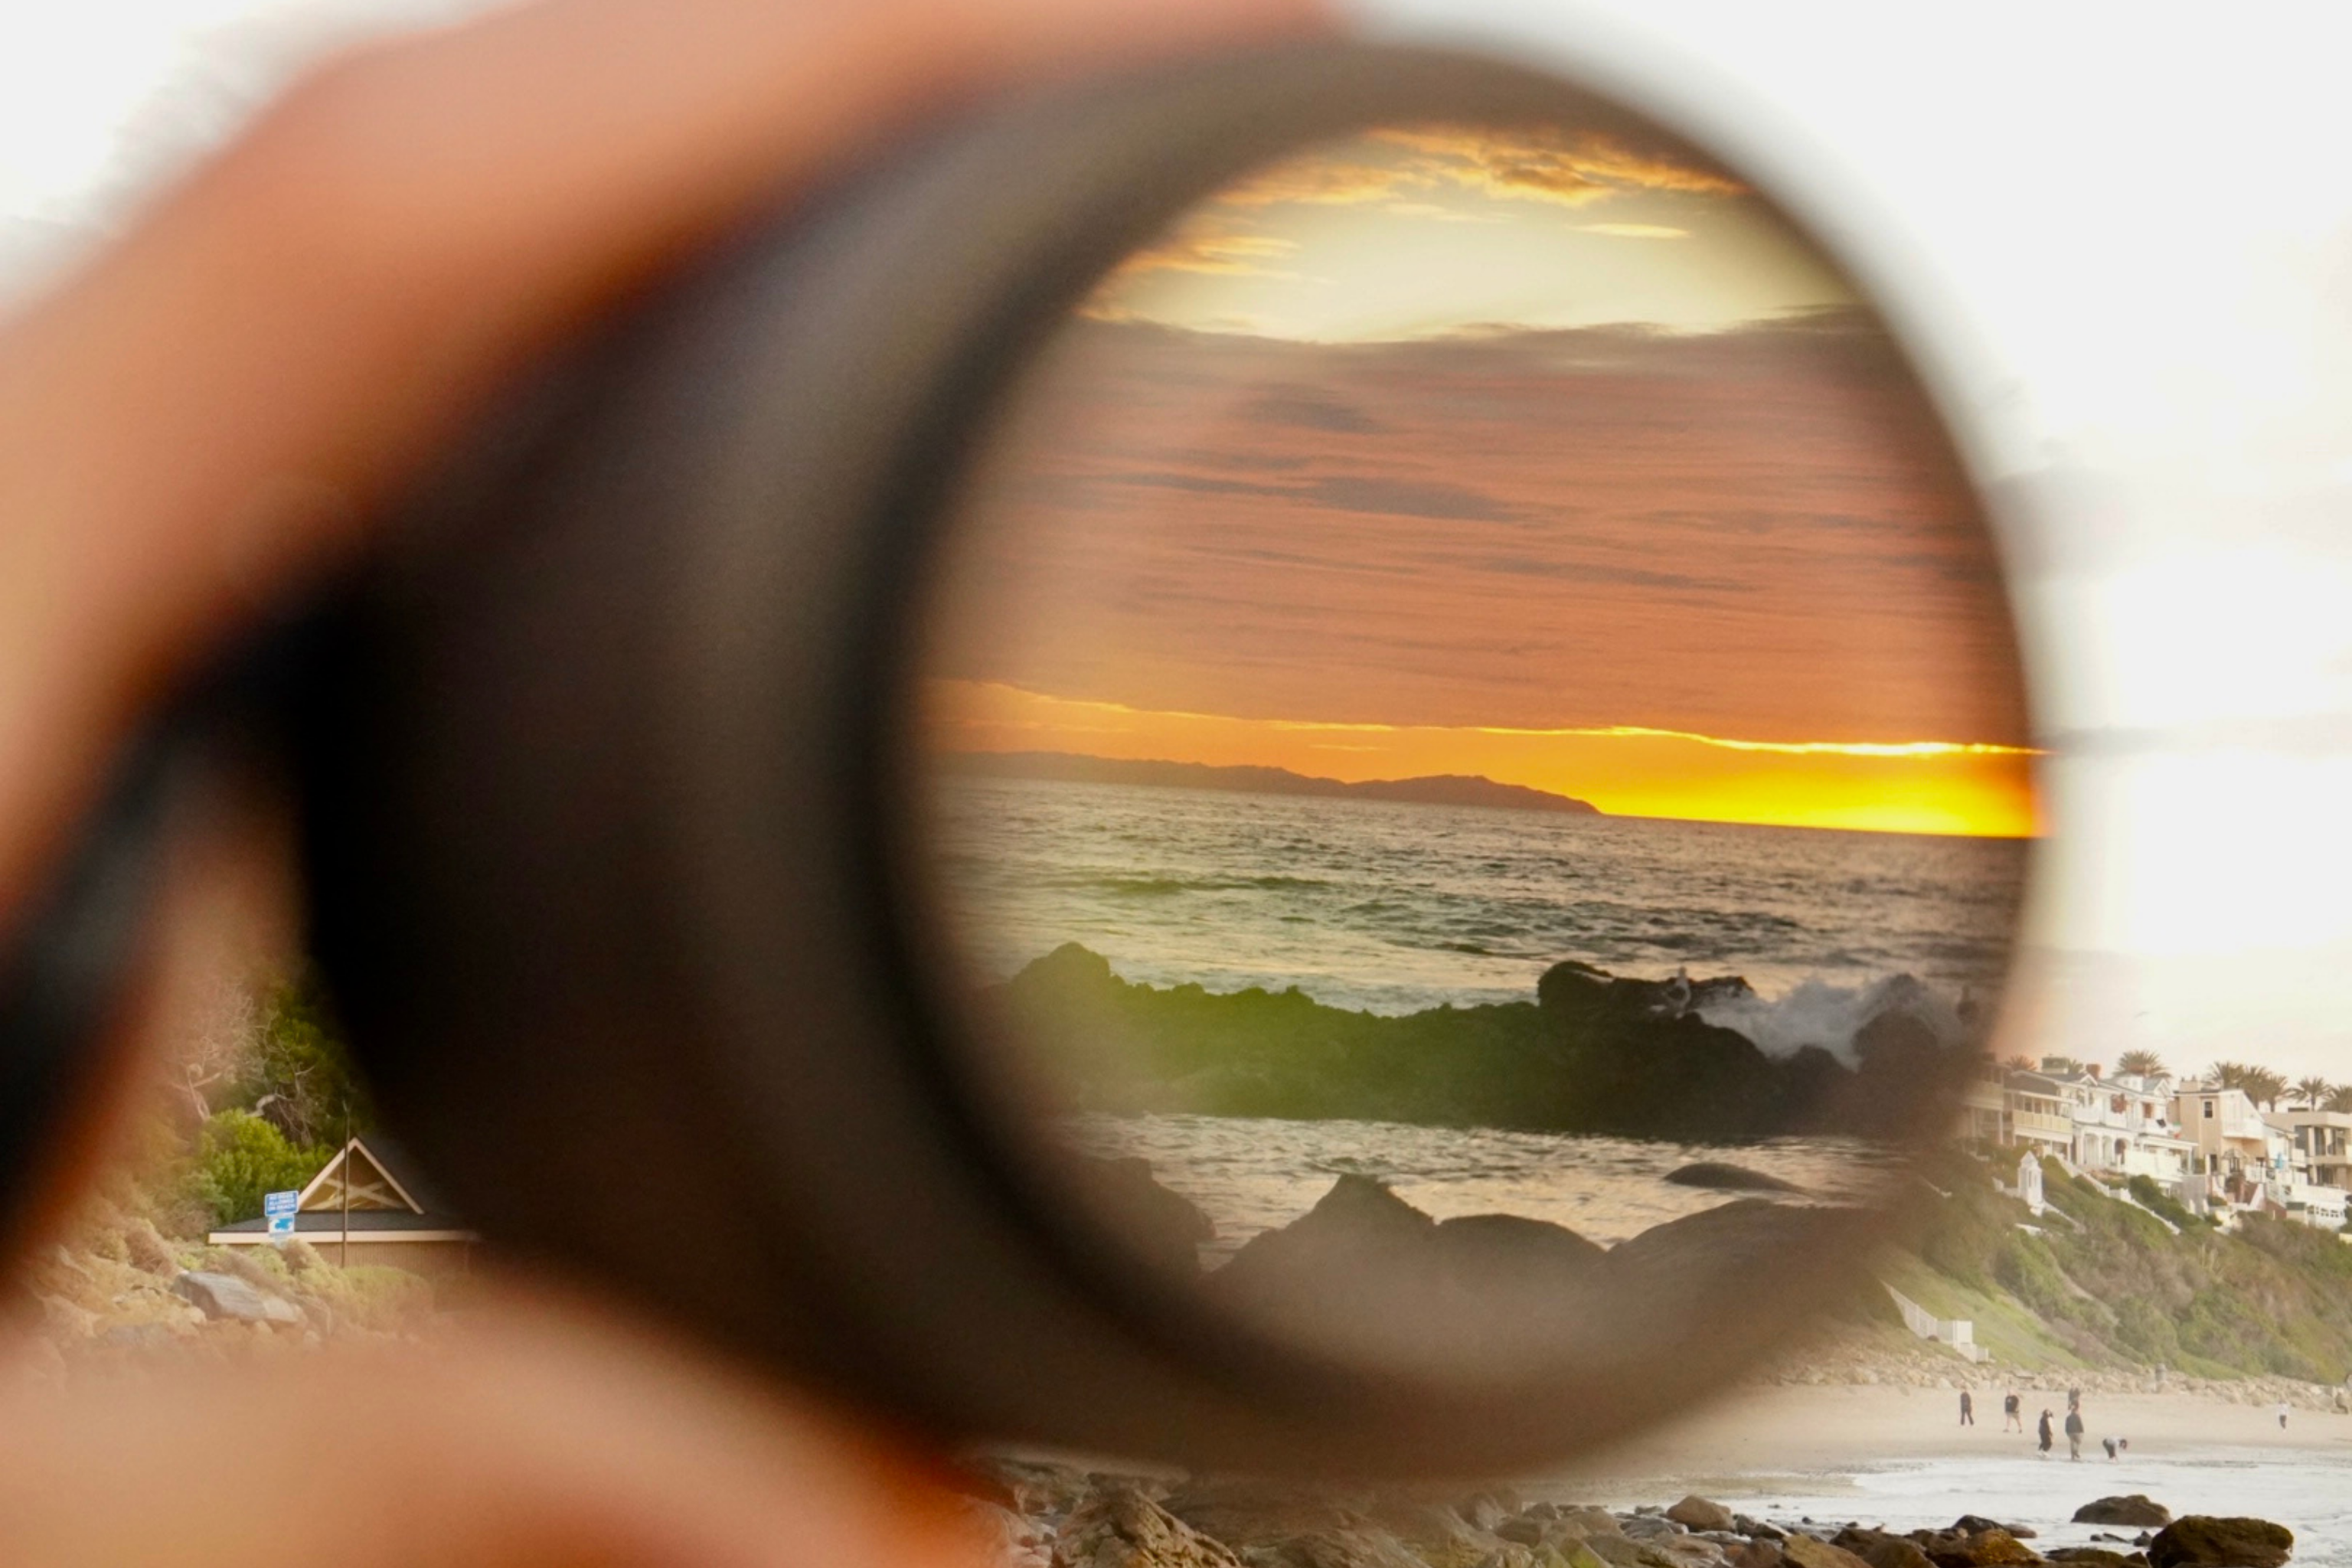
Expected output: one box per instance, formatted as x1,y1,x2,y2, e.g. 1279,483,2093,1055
2145,1517,2292,1568
1664,1165,1805,1194
1909,1528,2040,1568
994,946,1964,1141
1668,1500,1737,1534
2073,1499,2170,1530
1780,1537,1871,1568
1054,1489,1246,1568
172,1270,302,1325
1080,1155,1215,1274
1828,1529,1932,1568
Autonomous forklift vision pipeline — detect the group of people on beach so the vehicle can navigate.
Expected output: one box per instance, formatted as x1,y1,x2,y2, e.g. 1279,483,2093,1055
1958,1386,2121,1461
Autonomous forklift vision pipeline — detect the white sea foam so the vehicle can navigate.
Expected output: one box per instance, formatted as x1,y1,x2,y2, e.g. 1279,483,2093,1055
1695,972,1971,1066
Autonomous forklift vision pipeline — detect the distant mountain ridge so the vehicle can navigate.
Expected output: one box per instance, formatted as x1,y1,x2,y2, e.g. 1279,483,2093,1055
941,750,1602,817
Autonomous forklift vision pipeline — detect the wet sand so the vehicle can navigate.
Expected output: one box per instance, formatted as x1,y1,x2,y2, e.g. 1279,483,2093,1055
1555,1381,2352,1496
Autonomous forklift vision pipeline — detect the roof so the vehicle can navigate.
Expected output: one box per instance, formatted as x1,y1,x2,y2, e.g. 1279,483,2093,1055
212,1210,476,1236
294,1135,462,1218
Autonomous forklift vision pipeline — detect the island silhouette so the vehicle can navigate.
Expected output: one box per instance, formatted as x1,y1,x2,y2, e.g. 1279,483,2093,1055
939,750,1601,817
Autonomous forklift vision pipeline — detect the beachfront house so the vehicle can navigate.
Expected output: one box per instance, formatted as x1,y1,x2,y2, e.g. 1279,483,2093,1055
2173,1083,2275,1181
1958,1056,2009,1145
207,1135,480,1278
2041,1067,2194,1180
2271,1109,2352,1190
2003,1071,2076,1157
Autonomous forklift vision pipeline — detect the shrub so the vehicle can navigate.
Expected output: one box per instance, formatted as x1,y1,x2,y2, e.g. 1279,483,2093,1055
2127,1174,2200,1231
184,1112,326,1227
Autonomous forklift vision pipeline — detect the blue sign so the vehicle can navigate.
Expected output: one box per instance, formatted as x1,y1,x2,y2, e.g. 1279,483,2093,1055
263,1190,299,1219
267,1213,296,1240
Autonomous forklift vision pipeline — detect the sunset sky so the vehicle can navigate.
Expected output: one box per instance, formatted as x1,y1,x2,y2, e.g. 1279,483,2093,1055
921,123,2036,838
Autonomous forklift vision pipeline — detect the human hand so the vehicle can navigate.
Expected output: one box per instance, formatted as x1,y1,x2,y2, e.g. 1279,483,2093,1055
0,0,1321,1561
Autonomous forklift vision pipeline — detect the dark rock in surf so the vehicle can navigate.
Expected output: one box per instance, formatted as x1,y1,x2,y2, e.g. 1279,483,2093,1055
1210,1177,1608,1356
2073,1498,2170,1530
2145,1517,2292,1568
2043,1552,2145,1567
1664,1163,1805,1194
1079,1155,1214,1275
1949,1521,2034,1542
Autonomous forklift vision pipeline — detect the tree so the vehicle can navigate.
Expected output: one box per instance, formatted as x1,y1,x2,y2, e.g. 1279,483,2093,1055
2117,1049,2167,1081
2004,1054,2040,1074
230,978,373,1148
2209,1061,2255,1093
2326,1085,2352,1115
2297,1076,2334,1110
2243,1068,2288,1111
183,1111,328,1227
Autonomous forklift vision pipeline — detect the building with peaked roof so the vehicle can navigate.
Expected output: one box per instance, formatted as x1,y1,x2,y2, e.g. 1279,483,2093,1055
207,1136,479,1278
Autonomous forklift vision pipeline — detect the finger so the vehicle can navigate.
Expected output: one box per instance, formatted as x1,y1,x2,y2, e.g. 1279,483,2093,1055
0,0,1327,917
0,1280,980,1568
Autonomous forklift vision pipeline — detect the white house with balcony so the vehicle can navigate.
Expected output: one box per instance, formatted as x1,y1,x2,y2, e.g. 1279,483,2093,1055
2039,1067,2196,1180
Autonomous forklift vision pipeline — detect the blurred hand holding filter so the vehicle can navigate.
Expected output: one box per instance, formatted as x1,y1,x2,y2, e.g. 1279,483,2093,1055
294,46,2035,1475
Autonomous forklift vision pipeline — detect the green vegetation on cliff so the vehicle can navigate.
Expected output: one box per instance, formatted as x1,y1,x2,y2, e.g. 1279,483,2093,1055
1893,1151,2352,1382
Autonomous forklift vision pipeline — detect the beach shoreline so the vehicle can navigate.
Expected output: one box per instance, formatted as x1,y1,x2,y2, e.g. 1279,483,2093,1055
1557,1377,2352,1494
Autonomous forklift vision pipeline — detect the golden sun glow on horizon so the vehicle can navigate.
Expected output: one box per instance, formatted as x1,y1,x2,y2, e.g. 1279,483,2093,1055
923,681,2041,840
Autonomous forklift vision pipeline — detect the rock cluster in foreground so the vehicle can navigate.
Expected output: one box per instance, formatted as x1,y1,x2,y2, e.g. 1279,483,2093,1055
952,1465,2294,1568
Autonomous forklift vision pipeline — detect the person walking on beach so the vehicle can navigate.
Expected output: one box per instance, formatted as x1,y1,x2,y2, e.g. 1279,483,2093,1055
1959,1389,1975,1426
2065,1406,2086,1460
2278,1400,2291,1431
2037,1410,2055,1458
2004,1392,2024,1431
2067,1387,2082,1416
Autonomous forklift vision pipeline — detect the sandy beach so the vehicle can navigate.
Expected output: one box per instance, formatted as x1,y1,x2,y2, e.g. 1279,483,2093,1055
1547,1381,2352,1561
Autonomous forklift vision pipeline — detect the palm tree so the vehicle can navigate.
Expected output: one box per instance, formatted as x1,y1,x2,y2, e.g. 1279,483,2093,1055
2243,1067,2288,1111
2004,1054,2040,1074
2297,1076,2334,1110
2116,1049,2166,1081
2209,1061,2255,1093
2326,1085,2352,1115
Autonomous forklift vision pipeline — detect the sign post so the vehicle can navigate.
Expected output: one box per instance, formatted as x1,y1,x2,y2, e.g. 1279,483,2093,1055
263,1189,299,1246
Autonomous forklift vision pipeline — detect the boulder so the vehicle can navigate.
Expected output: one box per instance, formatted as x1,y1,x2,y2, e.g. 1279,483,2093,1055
1055,1489,1246,1568
2073,1500,2170,1530
1081,1156,1215,1275
1558,1511,1629,1540
1664,1165,1805,1195
2043,1553,2144,1567
1162,1478,1363,1543
1909,1530,2039,1568
1734,1519,1788,1544
1669,1501,1738,1535
1781,1538,1871,1568
1248,1531,1435,1568
1727,1547,1785,1568
1828,1530,1932,1568
2145,1517,2292,1568
172,1270,302,1325
1952,1522,2036,1542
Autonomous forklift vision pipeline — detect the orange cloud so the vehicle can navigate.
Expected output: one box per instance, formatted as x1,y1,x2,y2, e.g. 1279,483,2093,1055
1374,126,1746,206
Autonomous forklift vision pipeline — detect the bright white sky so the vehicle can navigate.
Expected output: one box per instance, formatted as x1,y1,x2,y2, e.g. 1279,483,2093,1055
7,0,2352,1077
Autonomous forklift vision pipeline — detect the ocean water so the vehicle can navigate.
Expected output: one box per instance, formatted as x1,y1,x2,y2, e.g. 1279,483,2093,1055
1066,1111,1900,1259
1665,1449,2352,1567
929,777,2027,1018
